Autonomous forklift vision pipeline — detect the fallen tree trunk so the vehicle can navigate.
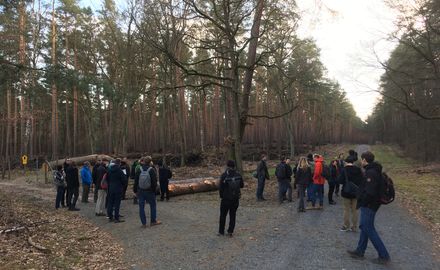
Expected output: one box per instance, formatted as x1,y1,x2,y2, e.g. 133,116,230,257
46,154,114,169
168,177,219,196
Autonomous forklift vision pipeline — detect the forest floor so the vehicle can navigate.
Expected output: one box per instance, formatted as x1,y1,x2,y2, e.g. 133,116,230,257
0,144,439,269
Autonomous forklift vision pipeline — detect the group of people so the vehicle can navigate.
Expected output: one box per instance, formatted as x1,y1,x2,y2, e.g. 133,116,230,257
53,156,172,226
53,148,391,265
250,149,390,264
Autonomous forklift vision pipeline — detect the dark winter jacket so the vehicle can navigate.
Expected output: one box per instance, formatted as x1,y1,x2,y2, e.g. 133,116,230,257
357,162,383,211
120,163,131,179
107,165,127,194
158,166,172,183
130,160,139,179
53,170,65,187
94,164,107,191
294,167,312,186
338,165,363,199
65,165,79,188
328,164,339,184
219,169,244,201
134,164,157,193
257,160,269,179
275,162,292,182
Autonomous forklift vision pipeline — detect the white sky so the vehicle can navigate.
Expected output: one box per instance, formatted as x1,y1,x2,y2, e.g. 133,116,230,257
296,0,399,121
80,0,398,121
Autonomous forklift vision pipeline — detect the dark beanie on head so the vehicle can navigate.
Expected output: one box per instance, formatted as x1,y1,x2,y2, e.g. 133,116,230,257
227,160,236,168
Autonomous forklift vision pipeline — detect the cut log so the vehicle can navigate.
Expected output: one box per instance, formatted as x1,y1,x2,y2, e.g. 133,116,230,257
168,177,219,196
28,236,50,253
46,154,114,169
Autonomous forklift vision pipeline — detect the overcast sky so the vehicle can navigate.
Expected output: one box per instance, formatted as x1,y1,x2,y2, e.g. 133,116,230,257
296,0,399,120
80,0,398,121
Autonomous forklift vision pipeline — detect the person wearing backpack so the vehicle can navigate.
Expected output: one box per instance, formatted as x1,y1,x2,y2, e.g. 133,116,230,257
338,156,363,232
275,156,293,204
135,156,162,228
94,162,108,216
80,162,92,203
256,154,269,201
53,165,66,209
218,160,244,237
106,158,128,223
157,160,172,201
347,151,390,265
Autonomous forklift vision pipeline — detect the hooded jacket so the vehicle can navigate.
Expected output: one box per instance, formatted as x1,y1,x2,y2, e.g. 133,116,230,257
107,164,128,194
357,161,383,211
65,165,79,188
80,165,92,185
338,165,363,199
313,157,326,185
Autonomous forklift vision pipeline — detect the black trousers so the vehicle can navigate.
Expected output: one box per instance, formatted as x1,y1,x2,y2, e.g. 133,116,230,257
160,180,169,200
219,199,239,234
67,186,79,209
328,182,336,202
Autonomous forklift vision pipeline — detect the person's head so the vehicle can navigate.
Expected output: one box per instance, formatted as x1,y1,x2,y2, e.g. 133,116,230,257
157,160,163,167
338,153,344,159
313,154,320,160
345,156,355,165
261,153,267,161
114,158,121,166
361,151,375,166
66,158,72,165
56,165,63,171
286,158,291,165
280,156,286,163
349,149,356,156
144,156,153,166
84,161,90,167
307,153,313,161
299,157,309,170
331,160,338,166
226,160,235,169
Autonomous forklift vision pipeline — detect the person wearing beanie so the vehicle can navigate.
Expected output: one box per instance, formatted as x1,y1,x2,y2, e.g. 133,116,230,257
218,160,244,237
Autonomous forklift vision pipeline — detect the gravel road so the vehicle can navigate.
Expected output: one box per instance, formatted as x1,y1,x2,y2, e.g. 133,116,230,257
1,145,438,270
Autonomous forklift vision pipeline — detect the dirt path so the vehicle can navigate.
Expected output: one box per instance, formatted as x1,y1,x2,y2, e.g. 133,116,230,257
1,145,438,269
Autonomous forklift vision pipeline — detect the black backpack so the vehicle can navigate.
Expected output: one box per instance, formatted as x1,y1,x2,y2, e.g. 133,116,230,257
379,172,395,204
223,172,241,200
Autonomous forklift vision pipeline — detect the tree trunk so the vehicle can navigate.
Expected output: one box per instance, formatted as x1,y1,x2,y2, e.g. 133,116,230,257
51,0,58,160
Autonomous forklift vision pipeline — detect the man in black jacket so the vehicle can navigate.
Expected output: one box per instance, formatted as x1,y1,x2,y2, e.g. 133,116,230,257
347,151,390,265
219,160,244,237
135,156,162,228
256,154,269,201
92,159,103,203
107,158,127,223
65,161,80,211
275,157,293,204
157,160,172,201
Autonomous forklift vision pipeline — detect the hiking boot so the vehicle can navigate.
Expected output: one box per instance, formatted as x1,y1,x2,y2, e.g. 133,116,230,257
151,220,162,226
114,219,125,223
227,233,233,237
347,250,364,259
329,201,336,205
351,227,358,232
141,224,148,229
372,257,390,265
95,213,106,217
340,226,351,232
217,232,225,236
318,205,324,210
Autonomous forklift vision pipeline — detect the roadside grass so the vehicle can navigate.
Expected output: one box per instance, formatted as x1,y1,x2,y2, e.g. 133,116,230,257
372,145,440,226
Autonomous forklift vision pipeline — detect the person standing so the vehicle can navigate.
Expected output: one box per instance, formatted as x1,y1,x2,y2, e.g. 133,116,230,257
218,160,244,237
311,155,325,209
294,157,312,212
80,162,92,203
335,153,345,196
158,160,172,201
66,161,80,211
135,156,162,228
347,151,390,265
53,165,65,209
107,158,127,223
131,159,140,204
338,156,363,232
95,161,108,216
256,153,269,201
92,159,103,203
275,157,293,204
306,154,315,202
120,158,131,200
328,160,339,205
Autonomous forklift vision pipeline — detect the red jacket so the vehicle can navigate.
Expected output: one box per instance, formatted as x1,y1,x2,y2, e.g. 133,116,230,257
313,157,325,185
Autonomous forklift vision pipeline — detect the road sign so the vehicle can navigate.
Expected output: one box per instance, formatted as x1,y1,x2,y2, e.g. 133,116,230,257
21,155,28,165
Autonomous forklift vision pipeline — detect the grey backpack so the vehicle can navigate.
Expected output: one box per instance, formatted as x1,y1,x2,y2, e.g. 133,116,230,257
139,167,153,190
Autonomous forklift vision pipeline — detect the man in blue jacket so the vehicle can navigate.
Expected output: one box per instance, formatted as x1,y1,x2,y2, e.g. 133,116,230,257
80,161,92,203
107,159,128,223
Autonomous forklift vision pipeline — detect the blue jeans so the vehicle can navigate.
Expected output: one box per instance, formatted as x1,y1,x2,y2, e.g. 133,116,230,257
311,184,324,206
107,192,122,220
55,186,65,209
356,207,390,259
306,182,313,201
138,190,157,225
256,176,266,199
